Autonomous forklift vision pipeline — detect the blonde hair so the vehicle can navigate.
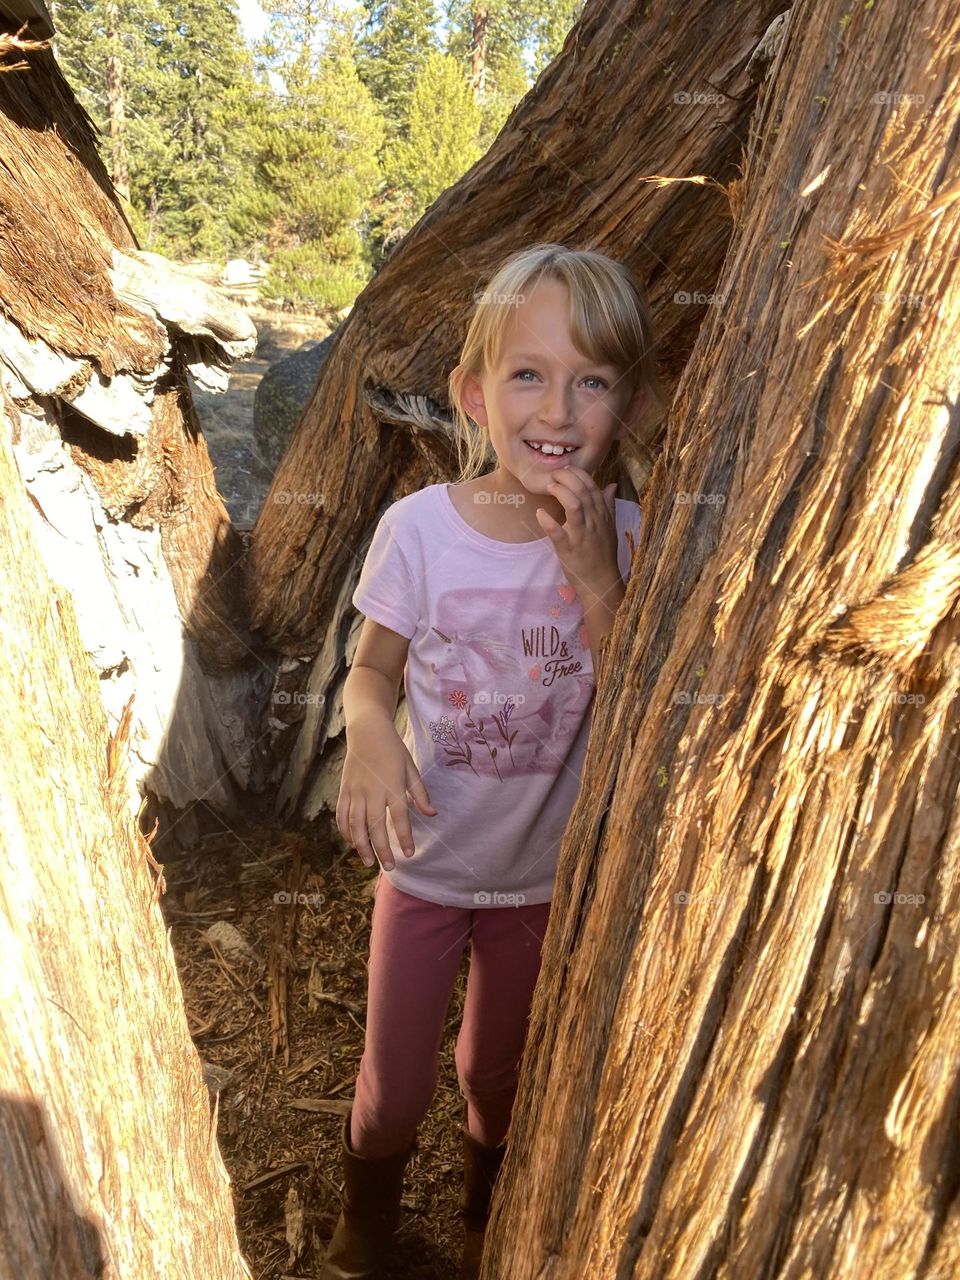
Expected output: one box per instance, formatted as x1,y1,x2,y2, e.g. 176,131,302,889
447,243,667,484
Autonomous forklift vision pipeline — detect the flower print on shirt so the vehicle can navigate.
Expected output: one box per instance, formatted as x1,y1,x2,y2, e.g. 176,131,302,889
426,585,594,780
429,691,521,779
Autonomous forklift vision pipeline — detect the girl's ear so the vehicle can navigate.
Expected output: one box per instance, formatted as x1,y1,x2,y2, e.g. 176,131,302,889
459,369,489,428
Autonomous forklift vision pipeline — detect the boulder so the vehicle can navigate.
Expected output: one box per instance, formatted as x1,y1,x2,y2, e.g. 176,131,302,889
253,332,337,473
221,259,253,286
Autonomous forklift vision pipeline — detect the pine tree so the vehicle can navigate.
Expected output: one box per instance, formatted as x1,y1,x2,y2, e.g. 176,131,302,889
52,0,173,233
146,0,259,258
383,49,482,209
354,0,440,139
256,0,351,75
529,0,584,76
442,0,582,146
52,0,259,260
239,43,386,311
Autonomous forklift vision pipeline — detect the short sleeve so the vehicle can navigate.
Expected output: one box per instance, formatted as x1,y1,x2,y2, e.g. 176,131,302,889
352,511,420,639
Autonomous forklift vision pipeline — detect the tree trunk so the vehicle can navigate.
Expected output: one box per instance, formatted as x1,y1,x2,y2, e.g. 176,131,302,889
0,377,252,1279
470,7,488,100
104,0,129,202
485,2,960,1276
247,0,787,827
0,37,264,853
0,32,261,1276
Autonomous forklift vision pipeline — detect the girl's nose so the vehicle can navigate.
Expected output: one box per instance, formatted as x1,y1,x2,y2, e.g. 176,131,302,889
538,383,575,428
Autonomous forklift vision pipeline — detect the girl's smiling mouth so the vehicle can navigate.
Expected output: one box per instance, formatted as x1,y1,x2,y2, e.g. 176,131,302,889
524,439,580,462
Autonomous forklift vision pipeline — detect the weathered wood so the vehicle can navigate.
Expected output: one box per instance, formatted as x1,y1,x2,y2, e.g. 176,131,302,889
0,0,53,41
0,41,265,844
247,0,787,822
0,379,252,1279
109,248,257,393
486,0,960,1275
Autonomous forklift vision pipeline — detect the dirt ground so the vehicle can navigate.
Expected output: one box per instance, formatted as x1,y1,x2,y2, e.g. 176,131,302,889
161,822,471,1280
174,298,471,1277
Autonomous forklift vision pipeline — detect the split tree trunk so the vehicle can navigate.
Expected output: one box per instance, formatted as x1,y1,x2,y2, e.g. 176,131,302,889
485,1,960,1276
1,35,263,1276
0,35,264,852
0,379,252,1280
247,0,787,826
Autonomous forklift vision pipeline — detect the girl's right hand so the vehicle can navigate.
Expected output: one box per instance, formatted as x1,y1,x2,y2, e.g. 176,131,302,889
335,722,437,870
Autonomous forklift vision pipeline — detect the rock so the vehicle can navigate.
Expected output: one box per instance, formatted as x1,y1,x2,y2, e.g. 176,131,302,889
221,259,253,286
253,330,338,472
200,1059,234,1096
203,920,254,959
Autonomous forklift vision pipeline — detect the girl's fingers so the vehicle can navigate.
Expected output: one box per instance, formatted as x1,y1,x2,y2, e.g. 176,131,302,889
548,481,581,506
555,466,611,515
551,469,616,525
388,799,415,858
535,507,568,544
546,479,585,527
335,790,349,844
366,808,394,871
406,773,437,816
349,800,378,868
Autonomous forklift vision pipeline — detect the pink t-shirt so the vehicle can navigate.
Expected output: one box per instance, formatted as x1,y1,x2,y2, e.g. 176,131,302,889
350,482,641,908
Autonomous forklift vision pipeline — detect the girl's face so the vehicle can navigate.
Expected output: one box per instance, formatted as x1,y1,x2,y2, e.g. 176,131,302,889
460,278,646,493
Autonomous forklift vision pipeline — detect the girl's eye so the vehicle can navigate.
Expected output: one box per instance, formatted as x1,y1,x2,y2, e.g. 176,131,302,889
513,369,608,389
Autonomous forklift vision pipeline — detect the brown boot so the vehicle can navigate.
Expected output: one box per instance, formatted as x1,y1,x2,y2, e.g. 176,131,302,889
318,1107,417,1279
458,1122,507,1280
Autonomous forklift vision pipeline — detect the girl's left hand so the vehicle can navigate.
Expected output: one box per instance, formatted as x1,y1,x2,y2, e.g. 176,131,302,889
535,466,622,599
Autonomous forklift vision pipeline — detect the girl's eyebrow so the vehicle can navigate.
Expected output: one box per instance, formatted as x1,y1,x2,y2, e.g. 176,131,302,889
506,352,616,370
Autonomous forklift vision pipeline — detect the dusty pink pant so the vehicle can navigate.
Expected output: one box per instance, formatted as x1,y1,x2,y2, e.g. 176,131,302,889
349,872,551,1158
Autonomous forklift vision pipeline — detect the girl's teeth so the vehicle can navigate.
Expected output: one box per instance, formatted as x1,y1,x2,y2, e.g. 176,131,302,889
526,441,576,455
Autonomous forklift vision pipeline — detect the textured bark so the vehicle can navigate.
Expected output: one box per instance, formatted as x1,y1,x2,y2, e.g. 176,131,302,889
0,39,264,845
104,0,129,201
0,379,252,1280
486,1,960,1277
247,0,786,823
470,7,488,98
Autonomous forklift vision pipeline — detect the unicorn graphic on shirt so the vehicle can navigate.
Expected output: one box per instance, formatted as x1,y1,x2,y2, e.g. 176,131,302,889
425,586,593,778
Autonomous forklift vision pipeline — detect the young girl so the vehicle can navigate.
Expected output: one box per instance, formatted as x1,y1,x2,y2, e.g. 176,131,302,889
323,243,664,1280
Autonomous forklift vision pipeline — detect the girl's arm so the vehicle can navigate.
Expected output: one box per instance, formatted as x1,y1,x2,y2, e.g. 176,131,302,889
344,619,409,736
534,468,631,675
578,572,627,675
339,618,436,868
